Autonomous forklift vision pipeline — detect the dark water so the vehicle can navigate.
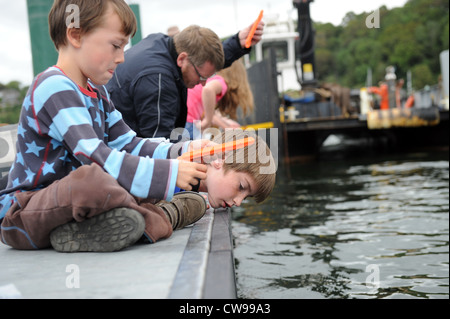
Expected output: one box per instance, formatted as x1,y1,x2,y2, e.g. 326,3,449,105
232,149,449,299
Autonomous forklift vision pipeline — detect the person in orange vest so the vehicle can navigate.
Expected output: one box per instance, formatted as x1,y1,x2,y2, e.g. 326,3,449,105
404,94,415,108
368,82,389,110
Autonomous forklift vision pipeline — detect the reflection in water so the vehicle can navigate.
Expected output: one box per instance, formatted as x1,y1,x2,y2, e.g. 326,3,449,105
232,151,449,299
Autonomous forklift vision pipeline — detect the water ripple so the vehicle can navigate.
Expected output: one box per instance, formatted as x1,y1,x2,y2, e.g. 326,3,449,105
233,153,449,299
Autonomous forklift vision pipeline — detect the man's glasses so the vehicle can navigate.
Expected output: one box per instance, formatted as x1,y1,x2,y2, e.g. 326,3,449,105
189,60,215,82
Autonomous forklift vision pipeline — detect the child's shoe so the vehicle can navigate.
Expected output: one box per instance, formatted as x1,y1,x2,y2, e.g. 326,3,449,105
157,191,207,230
50,208,145,252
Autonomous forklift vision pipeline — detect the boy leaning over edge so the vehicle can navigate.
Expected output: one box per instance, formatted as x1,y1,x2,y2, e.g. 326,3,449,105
0,0,210,252
175,130,277,210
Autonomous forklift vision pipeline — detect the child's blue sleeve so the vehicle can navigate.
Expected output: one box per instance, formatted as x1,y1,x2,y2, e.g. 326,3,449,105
174,186,183,194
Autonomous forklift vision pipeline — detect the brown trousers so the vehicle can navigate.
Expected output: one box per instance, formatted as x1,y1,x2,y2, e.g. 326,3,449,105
0,164,173,250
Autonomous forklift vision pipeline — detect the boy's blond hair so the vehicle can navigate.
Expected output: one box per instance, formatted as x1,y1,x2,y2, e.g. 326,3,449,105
174,25,225,72
212,130,276,203
49,0,137,50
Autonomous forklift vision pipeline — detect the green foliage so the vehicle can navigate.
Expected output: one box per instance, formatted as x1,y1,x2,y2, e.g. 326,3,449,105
0,105,22,125
0,81,28,124
314,0,449,89
411,63,435,89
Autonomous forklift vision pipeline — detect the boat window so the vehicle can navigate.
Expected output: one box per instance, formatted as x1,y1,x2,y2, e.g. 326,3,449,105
262,41,289,63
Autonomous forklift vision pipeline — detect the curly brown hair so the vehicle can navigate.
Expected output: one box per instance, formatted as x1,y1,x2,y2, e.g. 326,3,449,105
216,59,254,120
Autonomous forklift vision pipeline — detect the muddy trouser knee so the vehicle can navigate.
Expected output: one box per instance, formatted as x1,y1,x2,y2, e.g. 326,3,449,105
0,164,173,250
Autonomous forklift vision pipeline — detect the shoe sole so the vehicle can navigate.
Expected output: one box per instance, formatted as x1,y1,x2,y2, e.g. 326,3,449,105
50,208,145,252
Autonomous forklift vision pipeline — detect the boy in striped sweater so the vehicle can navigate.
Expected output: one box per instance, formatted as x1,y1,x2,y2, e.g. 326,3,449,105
0,0,210,252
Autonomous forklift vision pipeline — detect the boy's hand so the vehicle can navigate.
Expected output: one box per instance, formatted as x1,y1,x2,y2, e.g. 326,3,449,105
176,161,207,191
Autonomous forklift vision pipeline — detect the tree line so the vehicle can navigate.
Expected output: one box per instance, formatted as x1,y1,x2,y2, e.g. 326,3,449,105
0,81,28,125
2,0,449,123
313,0,449,89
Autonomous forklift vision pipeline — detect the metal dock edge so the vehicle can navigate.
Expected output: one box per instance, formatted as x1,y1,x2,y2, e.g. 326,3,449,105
168,207,236,299
203,208,237,299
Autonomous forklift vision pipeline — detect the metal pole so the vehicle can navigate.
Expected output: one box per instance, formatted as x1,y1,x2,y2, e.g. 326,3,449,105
26,0,58,77
129,4,143,46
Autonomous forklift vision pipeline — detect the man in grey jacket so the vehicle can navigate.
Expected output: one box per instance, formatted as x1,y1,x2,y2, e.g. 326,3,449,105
106,23,264,140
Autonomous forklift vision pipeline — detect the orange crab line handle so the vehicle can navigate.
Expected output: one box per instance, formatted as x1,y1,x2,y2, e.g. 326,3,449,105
178,137,255,162
245,10,264,49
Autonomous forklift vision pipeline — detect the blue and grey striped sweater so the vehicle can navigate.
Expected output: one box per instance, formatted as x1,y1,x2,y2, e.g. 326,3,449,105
0,66,189,219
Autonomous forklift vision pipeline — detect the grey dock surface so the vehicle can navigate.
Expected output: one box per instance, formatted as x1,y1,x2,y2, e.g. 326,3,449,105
0,208,236,299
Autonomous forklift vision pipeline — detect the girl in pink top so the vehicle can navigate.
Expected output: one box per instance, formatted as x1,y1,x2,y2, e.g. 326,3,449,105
185,59,254,139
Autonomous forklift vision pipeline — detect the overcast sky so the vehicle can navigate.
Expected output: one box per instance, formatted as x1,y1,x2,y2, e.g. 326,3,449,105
0,0,408,86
